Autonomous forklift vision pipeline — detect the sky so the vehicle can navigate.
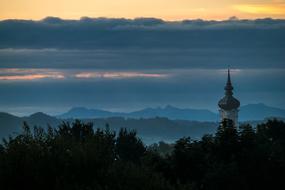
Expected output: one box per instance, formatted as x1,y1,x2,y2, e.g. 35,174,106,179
0,1,285,116
1,0,285,20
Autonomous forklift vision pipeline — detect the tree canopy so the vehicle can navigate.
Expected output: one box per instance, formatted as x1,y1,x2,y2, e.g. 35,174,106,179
0,118,285,190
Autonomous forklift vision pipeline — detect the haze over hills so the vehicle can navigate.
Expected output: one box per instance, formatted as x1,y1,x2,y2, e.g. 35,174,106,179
239,103,285,121
0,112,216,144
1,103,285,144
0,112,61,139
57,103,285,121
57,105,218,121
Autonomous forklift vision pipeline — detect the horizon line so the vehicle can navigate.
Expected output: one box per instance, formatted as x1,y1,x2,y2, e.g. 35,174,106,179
1,102,283,118
1,16,285,22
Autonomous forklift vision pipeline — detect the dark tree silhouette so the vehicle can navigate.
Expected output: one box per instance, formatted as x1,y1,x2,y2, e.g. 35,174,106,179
116,128,146,164
1,118,285,190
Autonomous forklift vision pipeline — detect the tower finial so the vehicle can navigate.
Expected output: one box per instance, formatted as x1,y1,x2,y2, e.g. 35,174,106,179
227,67,231,85
225,67,233,96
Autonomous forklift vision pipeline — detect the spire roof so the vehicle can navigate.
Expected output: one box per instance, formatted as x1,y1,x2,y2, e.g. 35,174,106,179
218,68,240,110
225,68,233,96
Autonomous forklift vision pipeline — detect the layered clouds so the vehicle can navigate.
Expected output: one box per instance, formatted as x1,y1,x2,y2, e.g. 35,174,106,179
1,17,285,49
0,18,284,115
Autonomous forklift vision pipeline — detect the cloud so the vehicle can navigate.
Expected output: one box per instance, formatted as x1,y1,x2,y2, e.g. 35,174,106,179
0,74,64,80
74,72,168,79
233,3,285,15
0,47,284,70
0,17,285,49
0,69,65,81
0,68,169,81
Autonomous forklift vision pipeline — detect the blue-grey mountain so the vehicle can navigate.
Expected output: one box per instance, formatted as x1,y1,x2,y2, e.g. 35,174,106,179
58,104,285,121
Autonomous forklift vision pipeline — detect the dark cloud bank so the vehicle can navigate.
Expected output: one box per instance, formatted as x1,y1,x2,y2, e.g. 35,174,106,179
0,17,284,71
0,17,285,49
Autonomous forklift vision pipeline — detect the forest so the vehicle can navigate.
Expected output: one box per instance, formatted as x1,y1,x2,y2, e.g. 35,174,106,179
0,118,285,190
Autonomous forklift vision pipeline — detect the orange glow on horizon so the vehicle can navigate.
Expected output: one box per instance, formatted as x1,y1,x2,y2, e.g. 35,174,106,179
0,0,285,21
233,4,285,15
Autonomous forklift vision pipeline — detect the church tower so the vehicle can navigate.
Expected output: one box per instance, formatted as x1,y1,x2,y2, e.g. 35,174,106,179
218,69,240,126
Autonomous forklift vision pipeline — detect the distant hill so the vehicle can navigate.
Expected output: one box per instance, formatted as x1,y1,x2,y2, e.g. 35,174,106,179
57,104,285,121
0,112,61,138
58,107,122,119
57,105,218,121
0,112,22,137
1,103,285,144
240,103,285,121
127,105,218,121
0,112,217,144
83,117,218,144
22,112,61,128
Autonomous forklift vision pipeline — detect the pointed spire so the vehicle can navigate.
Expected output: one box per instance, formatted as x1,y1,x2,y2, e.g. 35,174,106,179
224,68,233,96
227,68,231,85
218,67,240,111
